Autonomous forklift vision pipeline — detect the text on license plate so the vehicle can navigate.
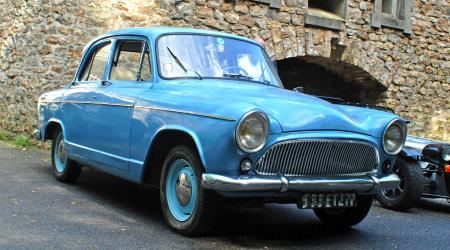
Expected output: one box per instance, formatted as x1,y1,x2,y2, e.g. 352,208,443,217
298,193,357,209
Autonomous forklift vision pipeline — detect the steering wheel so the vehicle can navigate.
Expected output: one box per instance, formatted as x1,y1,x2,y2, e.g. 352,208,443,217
218,66,249,77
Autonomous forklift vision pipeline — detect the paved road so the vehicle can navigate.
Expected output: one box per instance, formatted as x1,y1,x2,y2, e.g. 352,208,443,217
0,142,449,249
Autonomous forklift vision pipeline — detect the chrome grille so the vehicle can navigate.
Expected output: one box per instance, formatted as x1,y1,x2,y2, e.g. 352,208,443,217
255,140,379,176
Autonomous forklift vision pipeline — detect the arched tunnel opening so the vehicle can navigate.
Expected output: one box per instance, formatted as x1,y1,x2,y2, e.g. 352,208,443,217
276,57,387,105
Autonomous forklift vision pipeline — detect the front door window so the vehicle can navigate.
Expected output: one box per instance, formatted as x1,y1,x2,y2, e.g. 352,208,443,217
110,40,151,81
80,43,111,81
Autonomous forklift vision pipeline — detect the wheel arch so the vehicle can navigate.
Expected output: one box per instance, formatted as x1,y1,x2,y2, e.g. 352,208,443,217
140,126,206,187
44,119,66,140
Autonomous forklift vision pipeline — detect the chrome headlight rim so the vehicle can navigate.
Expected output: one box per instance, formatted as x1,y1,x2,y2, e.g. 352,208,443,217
441,145,450,162
235,111,269,153
382,118,407,155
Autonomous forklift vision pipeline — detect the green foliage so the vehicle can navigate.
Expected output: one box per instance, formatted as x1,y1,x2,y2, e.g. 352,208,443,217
0,130,34,148
0,130,7,140
13,135,31,147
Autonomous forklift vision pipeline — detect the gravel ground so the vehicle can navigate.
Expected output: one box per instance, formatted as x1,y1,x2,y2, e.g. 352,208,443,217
0,142,449,249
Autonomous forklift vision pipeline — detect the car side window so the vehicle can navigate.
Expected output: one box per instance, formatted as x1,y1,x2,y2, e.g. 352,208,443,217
110,40,151,81
80,42,111,81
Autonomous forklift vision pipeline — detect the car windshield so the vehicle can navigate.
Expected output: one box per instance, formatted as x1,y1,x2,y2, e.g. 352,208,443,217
157,34,282,87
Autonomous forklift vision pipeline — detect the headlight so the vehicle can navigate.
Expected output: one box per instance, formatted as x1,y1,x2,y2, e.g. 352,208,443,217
236,111,269,153
442,145,450,162
382,119,407,155
422,143,450,164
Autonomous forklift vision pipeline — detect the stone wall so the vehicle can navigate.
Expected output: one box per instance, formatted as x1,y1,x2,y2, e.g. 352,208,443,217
0,0,449,141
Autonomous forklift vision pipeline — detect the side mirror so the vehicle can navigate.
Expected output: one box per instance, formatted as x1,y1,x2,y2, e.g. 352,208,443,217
293,86,304,93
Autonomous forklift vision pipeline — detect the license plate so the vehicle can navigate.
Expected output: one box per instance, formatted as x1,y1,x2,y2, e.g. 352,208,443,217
298,193,357,209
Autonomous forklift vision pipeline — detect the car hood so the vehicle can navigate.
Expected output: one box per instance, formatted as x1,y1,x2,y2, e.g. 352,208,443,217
151,80,399,137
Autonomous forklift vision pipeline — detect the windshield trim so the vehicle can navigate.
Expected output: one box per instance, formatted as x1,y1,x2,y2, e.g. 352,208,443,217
155,32,283,88
154,75,280,87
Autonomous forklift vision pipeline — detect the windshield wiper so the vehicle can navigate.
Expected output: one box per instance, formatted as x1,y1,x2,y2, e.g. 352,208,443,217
166,47,203,79
222,73,274,86
222,73,253,80
262,79,272,85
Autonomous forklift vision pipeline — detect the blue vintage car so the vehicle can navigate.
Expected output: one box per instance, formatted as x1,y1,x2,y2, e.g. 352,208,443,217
35,27,405,235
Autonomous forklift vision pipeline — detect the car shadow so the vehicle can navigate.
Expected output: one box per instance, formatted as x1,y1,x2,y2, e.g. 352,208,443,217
373,195,450,215
41,166,372,247
417,197,450,214
73,168,355,232
57,167,167,226
212,205,364,245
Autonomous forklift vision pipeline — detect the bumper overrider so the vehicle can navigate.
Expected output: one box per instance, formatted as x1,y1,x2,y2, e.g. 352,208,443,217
201,173,400,194
34,129,42,140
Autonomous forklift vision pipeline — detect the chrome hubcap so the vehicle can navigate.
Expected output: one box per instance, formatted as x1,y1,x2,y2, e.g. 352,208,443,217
58,140,66,163
175,172,192,207
166,159,197,222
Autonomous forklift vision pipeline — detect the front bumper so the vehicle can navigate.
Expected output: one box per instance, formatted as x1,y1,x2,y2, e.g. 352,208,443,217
33,129,41,140
201,173,400,194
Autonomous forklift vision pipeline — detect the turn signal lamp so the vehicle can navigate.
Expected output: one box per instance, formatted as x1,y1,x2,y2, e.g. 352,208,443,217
445,165,450,173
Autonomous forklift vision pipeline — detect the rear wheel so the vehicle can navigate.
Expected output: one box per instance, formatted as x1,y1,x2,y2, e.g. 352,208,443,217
376,156,423,211
314,195,372,228
51,129,81,183
160,145,220,236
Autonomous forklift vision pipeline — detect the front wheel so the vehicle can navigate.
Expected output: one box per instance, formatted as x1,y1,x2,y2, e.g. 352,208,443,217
160,145,220,236
375,156,423,211
314,195,372,228
51,129,81,183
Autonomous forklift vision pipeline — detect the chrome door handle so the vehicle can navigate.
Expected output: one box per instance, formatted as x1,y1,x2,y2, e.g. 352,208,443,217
101,80,112,86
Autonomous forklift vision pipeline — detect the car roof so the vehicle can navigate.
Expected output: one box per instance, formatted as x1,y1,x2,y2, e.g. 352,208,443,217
83,26,259,54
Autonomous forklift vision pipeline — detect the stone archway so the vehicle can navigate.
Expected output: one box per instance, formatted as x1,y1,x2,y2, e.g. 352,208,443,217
276,56,387,105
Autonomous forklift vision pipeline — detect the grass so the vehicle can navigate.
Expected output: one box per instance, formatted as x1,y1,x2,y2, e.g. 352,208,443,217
0,129,45,149
13,135,31,147
0,129,32,147
0,130,7,140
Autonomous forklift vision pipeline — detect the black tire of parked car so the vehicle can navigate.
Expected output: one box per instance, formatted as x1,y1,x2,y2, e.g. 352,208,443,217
375,156,423,211
51,129,81,183
159,145,221,236
313,195,372,228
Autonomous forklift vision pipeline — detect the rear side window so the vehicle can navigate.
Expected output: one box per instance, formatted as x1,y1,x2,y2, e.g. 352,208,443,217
110,40,151,81
80,42,111,81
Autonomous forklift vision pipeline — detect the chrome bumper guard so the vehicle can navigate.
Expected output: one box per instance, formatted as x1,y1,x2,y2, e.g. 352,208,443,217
33,129,41,140
201,174,400,193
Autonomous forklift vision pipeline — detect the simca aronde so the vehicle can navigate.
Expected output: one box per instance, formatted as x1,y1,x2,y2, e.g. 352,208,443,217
35,27,404,235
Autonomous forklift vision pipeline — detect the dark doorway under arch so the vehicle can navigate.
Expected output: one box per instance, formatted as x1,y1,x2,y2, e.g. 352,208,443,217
276,57,387,105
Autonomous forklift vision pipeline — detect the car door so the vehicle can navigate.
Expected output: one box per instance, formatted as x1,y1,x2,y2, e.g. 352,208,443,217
61,40,112,159
87,37,153,172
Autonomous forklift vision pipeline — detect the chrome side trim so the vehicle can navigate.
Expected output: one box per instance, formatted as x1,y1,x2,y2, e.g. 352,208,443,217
61,100,134,107
65,140,144,165
44,100,234,121
201,173,400,193
134,105,236,121
62,100,90,105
